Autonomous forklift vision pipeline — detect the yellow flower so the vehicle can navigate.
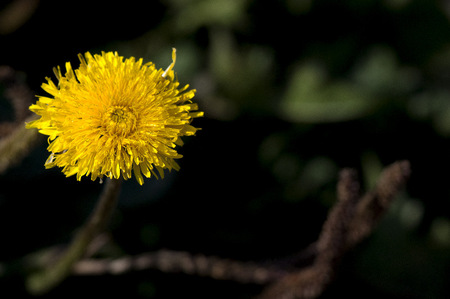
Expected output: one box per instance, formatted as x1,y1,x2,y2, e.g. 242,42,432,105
26,49,202,185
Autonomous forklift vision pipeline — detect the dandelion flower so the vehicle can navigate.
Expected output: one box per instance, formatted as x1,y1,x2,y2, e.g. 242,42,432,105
26,49,202,185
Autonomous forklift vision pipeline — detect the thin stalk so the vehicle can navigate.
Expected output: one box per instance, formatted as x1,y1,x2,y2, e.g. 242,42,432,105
26,178,122,295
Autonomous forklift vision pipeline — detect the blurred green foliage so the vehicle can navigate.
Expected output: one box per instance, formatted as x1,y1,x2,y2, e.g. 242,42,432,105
1,0,450,298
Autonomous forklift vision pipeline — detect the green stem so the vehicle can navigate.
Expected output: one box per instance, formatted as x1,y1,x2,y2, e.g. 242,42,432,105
26,178,122,295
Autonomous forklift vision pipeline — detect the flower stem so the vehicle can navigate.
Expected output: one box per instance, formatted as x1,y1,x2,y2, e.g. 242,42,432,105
26,178,122,295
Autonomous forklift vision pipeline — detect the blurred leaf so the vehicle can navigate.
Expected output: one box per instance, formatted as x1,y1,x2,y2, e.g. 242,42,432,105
352,46,419,96
209,28,275,110
280,46,420,123
172,0,250,33
280,61,377,123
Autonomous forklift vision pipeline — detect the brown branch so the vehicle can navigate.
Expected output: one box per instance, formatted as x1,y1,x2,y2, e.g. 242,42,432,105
258,160,410,299
315,168,360,266
73,249,287,284
257,169,361,299
346,160,411,247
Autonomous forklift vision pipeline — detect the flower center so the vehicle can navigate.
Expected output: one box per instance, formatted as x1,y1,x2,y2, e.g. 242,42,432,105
104,106,137,136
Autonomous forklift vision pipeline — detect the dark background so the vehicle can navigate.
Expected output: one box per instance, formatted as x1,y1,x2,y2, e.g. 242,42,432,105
1,0,450,298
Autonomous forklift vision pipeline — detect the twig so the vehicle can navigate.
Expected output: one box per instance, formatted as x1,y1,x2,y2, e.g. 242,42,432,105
257,169,361,299
258,160,410,299
346,160,411,247
73,249,287,284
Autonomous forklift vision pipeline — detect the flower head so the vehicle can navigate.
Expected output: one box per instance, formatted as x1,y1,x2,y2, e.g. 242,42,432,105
26,49,202,185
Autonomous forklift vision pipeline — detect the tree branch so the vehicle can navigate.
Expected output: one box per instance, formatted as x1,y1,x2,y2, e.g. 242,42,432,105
258,160,410,299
